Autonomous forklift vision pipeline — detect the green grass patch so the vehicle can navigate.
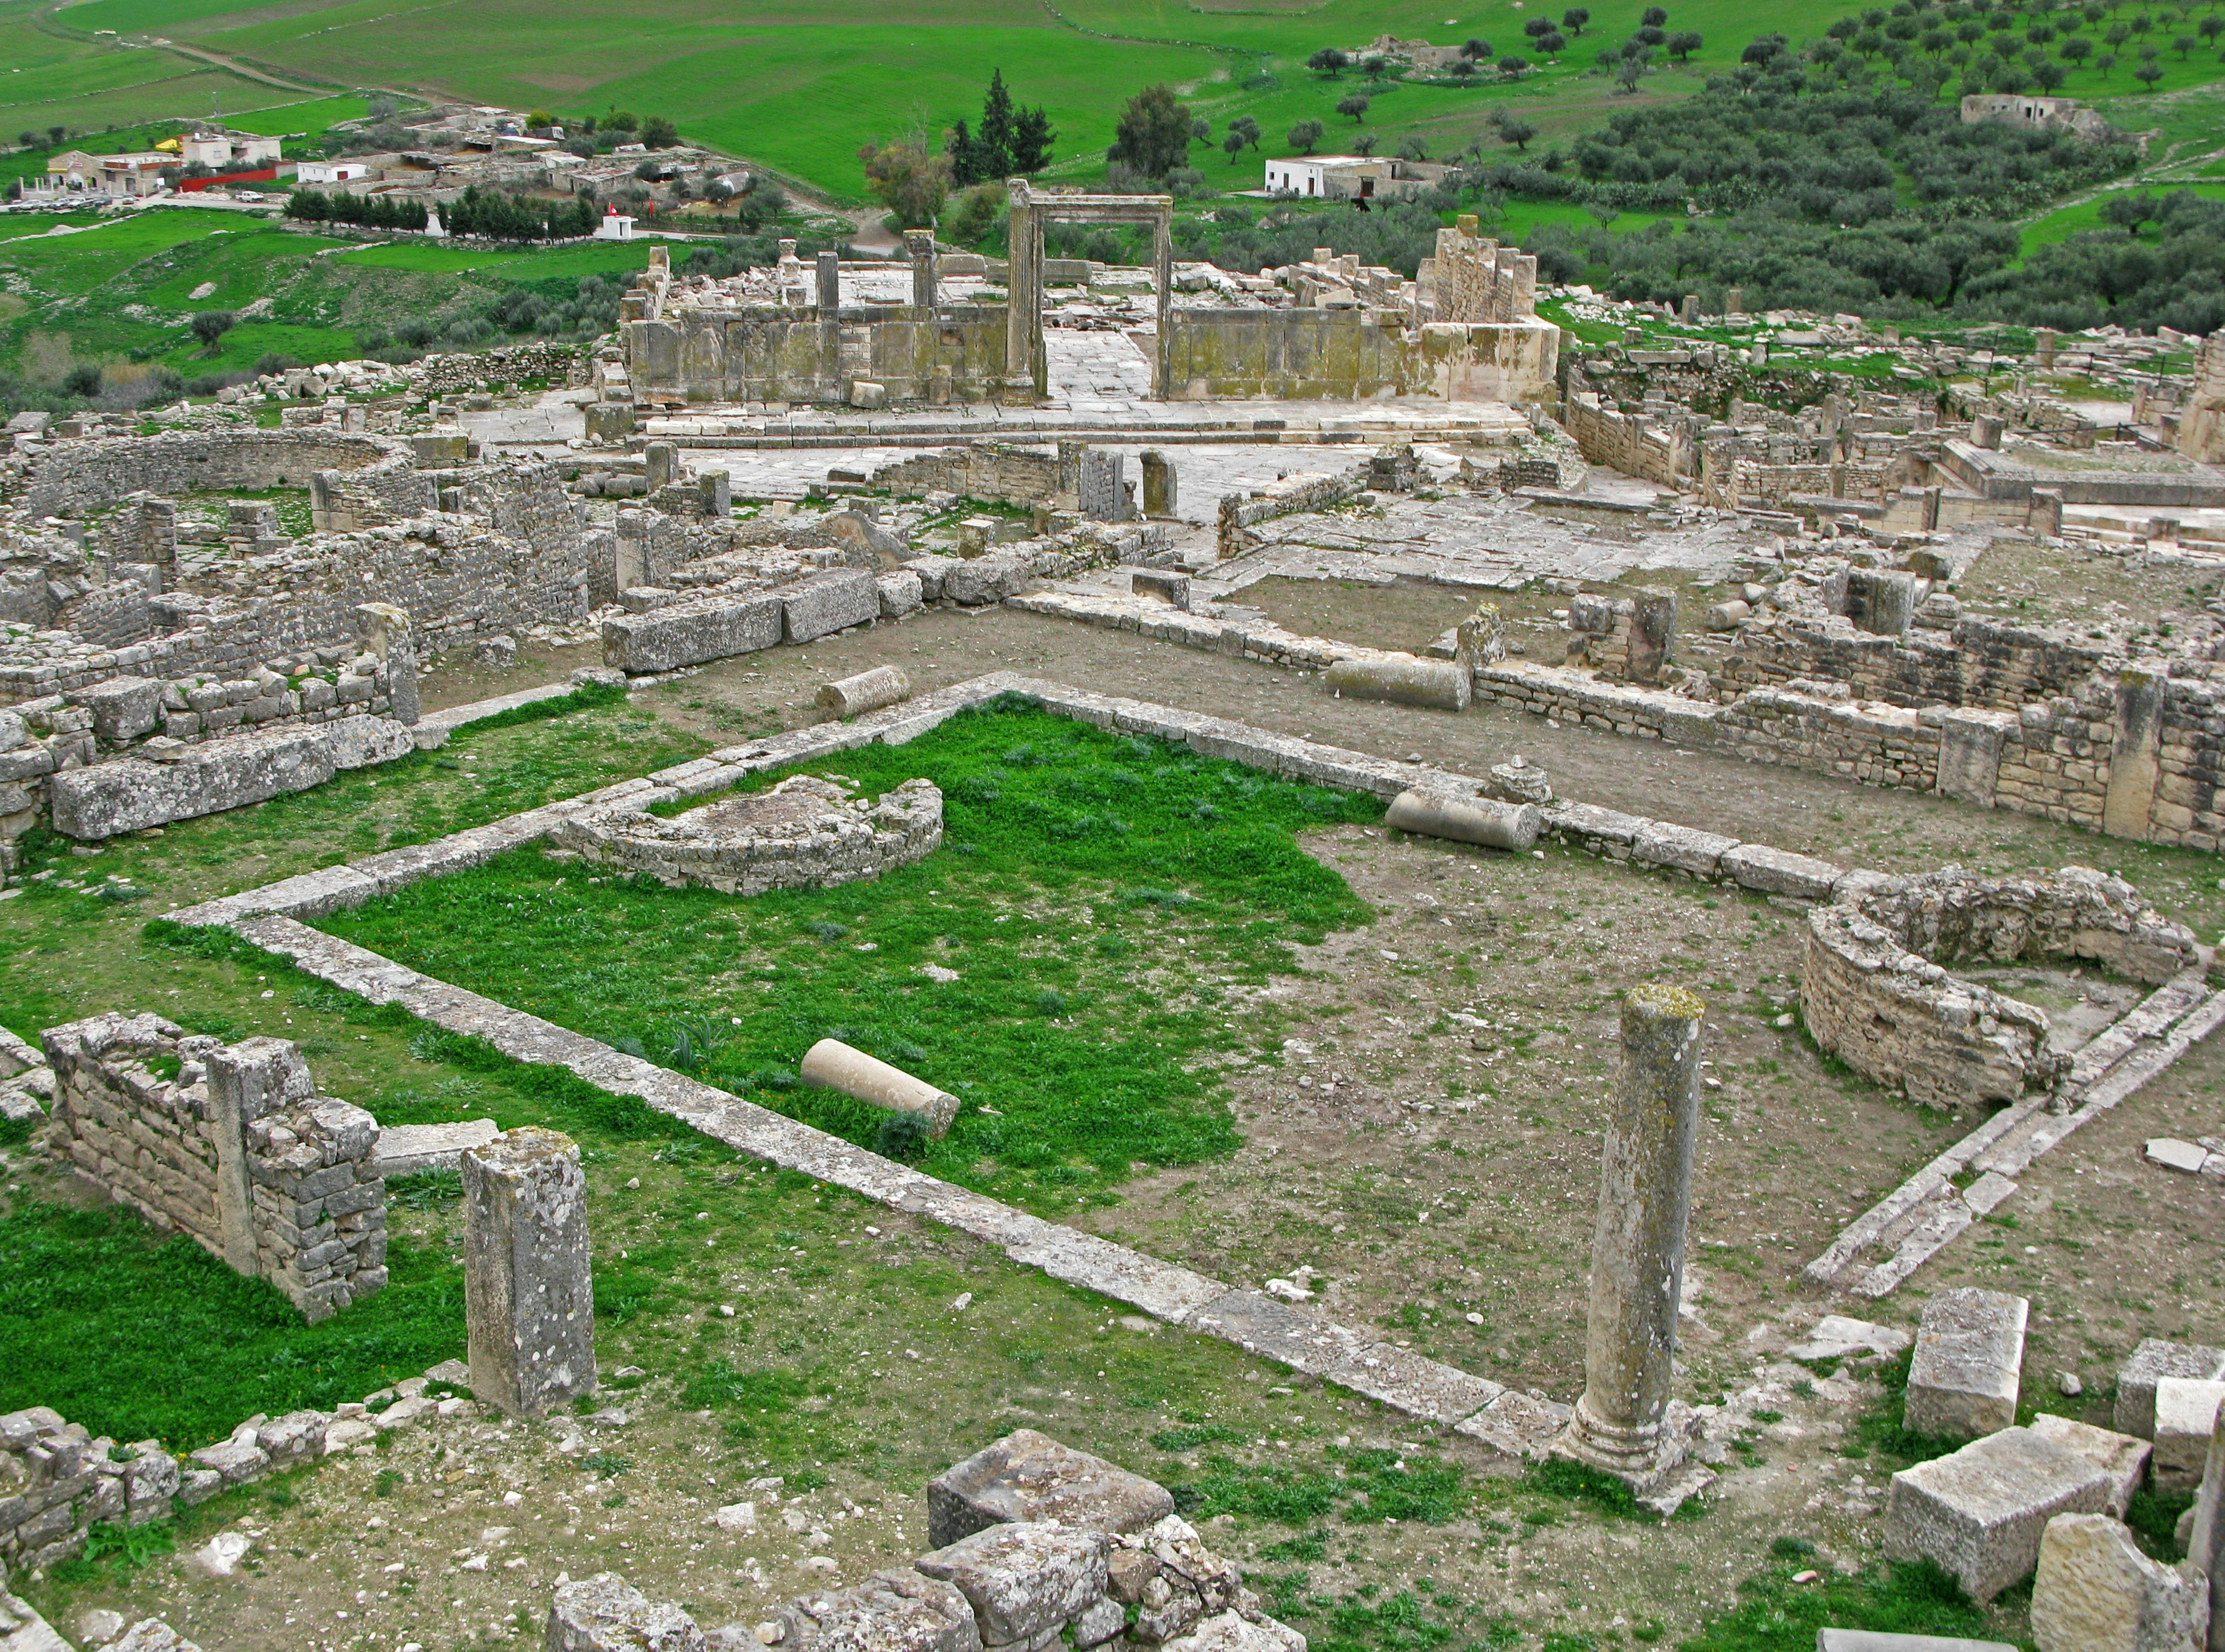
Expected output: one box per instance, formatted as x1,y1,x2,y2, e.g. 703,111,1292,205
1677,1558,2001,1651
0,1199,462,1450
312,696,1383,1212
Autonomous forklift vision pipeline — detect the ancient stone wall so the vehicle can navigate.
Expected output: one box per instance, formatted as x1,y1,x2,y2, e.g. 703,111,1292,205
1713,614,2114,712
0,1408,179,1576
42,1014,388,1318
414,342,589,396
624,307,1009,405
11,430,395,520
866,444,1064,508
1162,309,1558,404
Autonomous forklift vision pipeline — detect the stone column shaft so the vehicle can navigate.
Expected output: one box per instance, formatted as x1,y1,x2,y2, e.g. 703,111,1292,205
1559,986,1704,1483
464,1126,596,1419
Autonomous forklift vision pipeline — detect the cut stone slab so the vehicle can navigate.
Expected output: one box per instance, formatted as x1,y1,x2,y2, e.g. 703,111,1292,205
1631,822,1739,878
779,569,879,643
372,1119,501,1179
107,1625,205,1652
775,1569,981,1652
49,726,337,839
2028,1414,2153,1518
546,1572,704,1651
1719,842,1846,900
1814,1633,2018,1652
2147,1138,2212,1174
2029,1512,2209,1652
1159,1611,1308,1652
913,1522,1108,1646
925,1428,1173,1549
603,593,782,674
1905,1288,2028,1439
0,1592,76,1652
1786,1315,1915,1363
2116,1339,2225,1440
2152,1379,2225,1493
1884,1427,2114,1601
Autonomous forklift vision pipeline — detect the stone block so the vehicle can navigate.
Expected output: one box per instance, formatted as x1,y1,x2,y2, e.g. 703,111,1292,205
1720,843,1845,900
1906,1289,2027,1440
877,569,925,619
776,1569,981,1652
464,1127,594,1419
1814,1635,2016,1652
2116,1340,2225,1441
603,593,783,674
1884,1427,2114,1601
49,727,337,839
780,570,880,643
1132,568,1191,611
914,1522,1109,1646
546,1573,704,1651
71,676,163,743
941,549,1034,608
2030,1512,2209,1652
372,1119,501,1179
1631,822,1738,878
324,717,415,771
410,433,469,465
2027,1415,2151,1518
1159,1614,1307,1652
186,1433,268,1484
925,1429,1174,1549
2153,1379,2225,1492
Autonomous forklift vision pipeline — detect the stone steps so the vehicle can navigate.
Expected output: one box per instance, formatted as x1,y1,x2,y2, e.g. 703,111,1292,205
1812,970,2225,1297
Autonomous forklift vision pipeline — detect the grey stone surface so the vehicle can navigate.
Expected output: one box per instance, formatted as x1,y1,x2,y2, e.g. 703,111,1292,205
1906,1289,2028,1439
877,568,925,618
1631,823,1738,878
2153,1379,2225,1492
926,1429,1174,1549
2030,1512,2209,1652
1814,1633,2016,1652
546,1573,705,1651
2118,1340,2225,1440
780,569,879,642
1720,843,1846,900
1554,986,1706,1496
1323,654,1472,711
49,726,337,838
942,548,1035,607
1884,1427,2115,1601
2027,1414,2152,1519
373,1118,501,1178
72,676,163,743
105,1624,206,1652
1384,790,1538,852
778,1569,982,1652
324,716,417,771
914,1522,1109,1646
2187,1390,2225,1651
1160,1614,1307,1652
603,592,782,674
817,665,911,719
464,1126,594,1419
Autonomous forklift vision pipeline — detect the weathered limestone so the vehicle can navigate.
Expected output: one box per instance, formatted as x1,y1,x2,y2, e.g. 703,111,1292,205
782,568,880,643
550,774,942,896
463,1126,594,1420
1814,1634,2016,1652
2027,1414,2152,1518
926,1429,1177,1549
353,602,419,727
1552,986,1706,1501
2187,1391,2225,1652
2030,1513,2209,1652
107,1624,205,1652
774,1570,982,1651
371,1118,502,1179
800,1038,960,1137
1141,450,1177,519
914,1523,1110,1649
48,726,340,840
602,591,783,674
1905,1289,2029,1439
1323,654,1472,711
2154,1379,2225,1492
1384,789,1540,852
546,1572,704,1651
2121,1340,2225,1439
1884,1427,2115,1601
817,665,911,720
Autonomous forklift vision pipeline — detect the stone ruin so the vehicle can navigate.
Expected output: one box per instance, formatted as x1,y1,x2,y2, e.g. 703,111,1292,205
550,772,943,895
543,1429,1303,1652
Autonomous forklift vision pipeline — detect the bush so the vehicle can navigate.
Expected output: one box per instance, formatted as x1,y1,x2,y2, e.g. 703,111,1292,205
254,352,302,376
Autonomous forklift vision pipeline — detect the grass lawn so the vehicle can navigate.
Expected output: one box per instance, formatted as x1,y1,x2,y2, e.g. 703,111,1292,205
2019,180,2225,257
315,698,1383,1214
333,238,656,280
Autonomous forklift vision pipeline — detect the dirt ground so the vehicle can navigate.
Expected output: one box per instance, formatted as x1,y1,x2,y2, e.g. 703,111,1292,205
1949,536,2224,633
42,595,2217,1650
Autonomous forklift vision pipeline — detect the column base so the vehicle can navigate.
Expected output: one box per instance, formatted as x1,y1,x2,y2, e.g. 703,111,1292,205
1549,1396,1716,1516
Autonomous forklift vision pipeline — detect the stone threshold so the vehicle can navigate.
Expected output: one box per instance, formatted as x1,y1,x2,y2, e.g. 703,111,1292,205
1805,968,2225,1299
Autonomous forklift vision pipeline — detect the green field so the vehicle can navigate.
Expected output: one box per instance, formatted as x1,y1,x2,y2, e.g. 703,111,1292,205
2020,180,2225,257
333,237,654,278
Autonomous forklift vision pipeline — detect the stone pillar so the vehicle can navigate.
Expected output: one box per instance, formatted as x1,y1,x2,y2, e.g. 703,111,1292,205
905,229,938,313
815,251,841,314
1005,182,1041,393
614,509,649,592
2102,668,2165,841
643,441,678,494
697,469,731,518
2189,1398,2225,1650
1679,293,1699,324
1152,202,1173,400
2029,487,2064,538
1554,986,1705,1496
464,1126,595,1420
1627,589,1677,685
1972,413,2005,450
2036,328,2057,369
206,1038,315,1278
1140,450,1176,518
1493,249,1519,322
355,602,419,727
1724,286,1743,315
1512,254,1537,318
1056,439,1088,509
1078,450,1125,522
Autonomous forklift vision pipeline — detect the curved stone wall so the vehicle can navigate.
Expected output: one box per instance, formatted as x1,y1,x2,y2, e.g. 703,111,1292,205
1802,866,2200,1110
552,774,942,895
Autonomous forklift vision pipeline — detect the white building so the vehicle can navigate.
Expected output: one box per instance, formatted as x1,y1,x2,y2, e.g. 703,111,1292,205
1262,155,1445,202
296,161,371,185
593,205,636,240
180,128,284,171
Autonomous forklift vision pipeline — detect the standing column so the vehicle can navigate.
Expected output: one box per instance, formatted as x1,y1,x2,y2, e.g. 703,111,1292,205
1554,986,1706,1498
1005,181,1038,391
355,601,419,727
905,228,938,313
207,1037,315,1279
1152,203,1173,400
464,1127,596,1419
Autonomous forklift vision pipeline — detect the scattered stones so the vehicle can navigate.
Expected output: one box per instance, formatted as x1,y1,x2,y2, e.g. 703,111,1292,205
2029,1512,2209,1652
2027,1415,2152,1518
2151,1379,2225,1493
547,1572,706,1651
1884,1427,2115,1601
1785,1315,1913,1364
2117,1340,2225,1441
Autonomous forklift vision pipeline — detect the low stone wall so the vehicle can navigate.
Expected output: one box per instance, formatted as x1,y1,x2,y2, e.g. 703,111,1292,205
1216,465,1366,558
867,443,1064,508
12,430,396,521
625,306,1009,405
1713,612,2115,714
1164,308,1558,406
415,342,589,396
1801,867,2198,1109
552,774,942,895
43,1014,389,1318
0,1407,179,1575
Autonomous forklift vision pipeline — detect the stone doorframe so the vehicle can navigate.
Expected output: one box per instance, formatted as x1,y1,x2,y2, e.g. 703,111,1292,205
1003,179,1173,403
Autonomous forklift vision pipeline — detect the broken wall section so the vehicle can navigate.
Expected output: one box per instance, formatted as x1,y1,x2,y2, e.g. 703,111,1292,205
42,1013,388,1319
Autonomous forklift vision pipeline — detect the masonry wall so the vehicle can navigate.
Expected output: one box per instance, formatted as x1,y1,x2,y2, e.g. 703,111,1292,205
867,444,1064,508
12,431,395,520
625,307,1009,404
0,1407,178,1577
1712,614,2113,712
42,1014,388,1319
